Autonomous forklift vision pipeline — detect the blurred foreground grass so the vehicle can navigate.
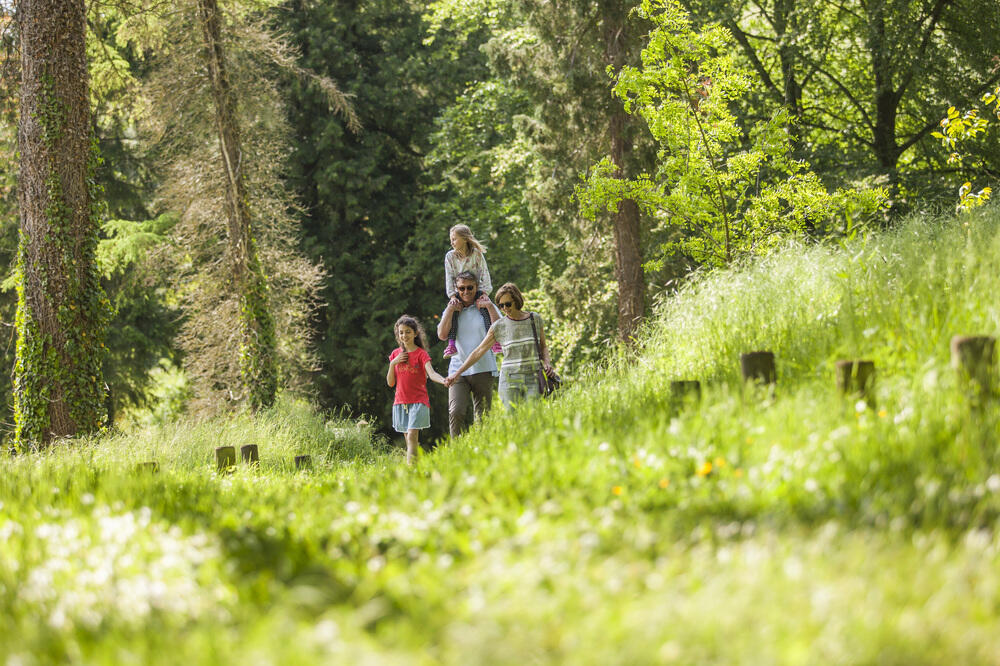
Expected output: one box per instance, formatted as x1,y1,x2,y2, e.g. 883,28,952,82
3,207,1000,664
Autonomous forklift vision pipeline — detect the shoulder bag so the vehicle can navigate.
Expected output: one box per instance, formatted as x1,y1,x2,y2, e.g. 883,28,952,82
529,313,561,397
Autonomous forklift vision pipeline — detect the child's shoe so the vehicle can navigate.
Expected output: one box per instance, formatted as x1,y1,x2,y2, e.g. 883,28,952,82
491,342,503,355
443,339,458,358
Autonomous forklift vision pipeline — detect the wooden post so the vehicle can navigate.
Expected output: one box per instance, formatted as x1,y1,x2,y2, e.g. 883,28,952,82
951,335,996,397
294,454,312,470
835,360,876,405
670,380,701,402
215,446,236,472
240,444,259,465
741,351,776,386
136,461,159,474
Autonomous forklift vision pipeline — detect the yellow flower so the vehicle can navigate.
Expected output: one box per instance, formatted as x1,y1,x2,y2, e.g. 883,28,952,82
632,456,643,468
734,469,744,478
658,478,670,489
878,409,888,418
713,456,726,468
745,436,753,444
612,485,624,496
696,461,713,477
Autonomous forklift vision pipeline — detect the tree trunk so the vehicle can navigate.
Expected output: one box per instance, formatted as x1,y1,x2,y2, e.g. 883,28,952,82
602,1,644,344
196,0,277,410
15,0,108,447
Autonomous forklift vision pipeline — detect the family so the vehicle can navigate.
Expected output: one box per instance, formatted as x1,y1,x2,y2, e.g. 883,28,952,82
385,225,557,463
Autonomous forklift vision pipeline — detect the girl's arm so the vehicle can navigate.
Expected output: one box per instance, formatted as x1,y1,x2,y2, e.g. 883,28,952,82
477,253,493,295
386,354,403,387
444,253,456,298
424,361,447,386
446,330,496,381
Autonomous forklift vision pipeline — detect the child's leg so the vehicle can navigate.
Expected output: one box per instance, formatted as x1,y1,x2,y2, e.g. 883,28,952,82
478,304,492,331
444,297,460,357
404,429,420,465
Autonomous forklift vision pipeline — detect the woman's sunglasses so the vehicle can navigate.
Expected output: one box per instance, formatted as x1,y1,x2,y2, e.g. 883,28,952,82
498,301,514,309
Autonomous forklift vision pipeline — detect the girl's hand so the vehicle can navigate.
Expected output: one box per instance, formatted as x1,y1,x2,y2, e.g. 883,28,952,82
475,294,490,309
448,296,464,311
392,350,408,365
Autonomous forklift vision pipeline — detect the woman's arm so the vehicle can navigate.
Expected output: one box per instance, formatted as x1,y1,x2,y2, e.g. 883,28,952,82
424,361,447,385
537,317,553,370
446,330,496,382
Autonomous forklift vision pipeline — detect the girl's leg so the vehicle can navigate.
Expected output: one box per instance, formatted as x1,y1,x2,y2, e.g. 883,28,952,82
443,301,459,357
405,429,420,465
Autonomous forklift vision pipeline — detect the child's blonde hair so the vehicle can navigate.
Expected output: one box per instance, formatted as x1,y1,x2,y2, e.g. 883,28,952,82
450,224,486,257
394,315,430,350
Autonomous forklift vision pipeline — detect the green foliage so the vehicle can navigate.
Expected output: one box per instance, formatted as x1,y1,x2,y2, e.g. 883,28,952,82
239,249,278,412
578,0,886,268
932,86,1000,213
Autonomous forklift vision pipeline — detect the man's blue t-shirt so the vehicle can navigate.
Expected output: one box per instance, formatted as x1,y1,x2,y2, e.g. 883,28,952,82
443,305,498,377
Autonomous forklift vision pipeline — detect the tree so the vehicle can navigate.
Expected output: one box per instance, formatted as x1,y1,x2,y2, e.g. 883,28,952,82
129,0,351,414
578,0,885,268
685,0,1000,205
14,0,110,446
195,0,277,411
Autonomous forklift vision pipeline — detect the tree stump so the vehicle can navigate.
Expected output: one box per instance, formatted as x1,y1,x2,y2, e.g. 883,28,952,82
670,380,701,402
240,444,259,465
951,335,996,397
215,446,236,472
741,351,776,385
294,454,312,470
835,360,876,405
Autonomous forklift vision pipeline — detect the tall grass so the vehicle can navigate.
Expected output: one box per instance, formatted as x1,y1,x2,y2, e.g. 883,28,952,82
3,206,1000,664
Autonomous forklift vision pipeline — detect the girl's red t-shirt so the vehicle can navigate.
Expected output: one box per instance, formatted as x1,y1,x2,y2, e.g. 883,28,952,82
389,346,431,407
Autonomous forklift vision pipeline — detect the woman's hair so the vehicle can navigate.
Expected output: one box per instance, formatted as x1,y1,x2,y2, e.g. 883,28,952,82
495,283,524,311
450,224,486,257
394,315,429,350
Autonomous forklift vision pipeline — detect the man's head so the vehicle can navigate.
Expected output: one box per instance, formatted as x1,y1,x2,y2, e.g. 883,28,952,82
455,271,479,305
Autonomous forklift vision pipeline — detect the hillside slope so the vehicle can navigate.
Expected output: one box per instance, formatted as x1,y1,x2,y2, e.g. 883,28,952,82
3,207,1000,664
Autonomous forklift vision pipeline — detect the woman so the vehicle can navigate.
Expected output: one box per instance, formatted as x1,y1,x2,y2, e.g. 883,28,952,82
445,282,554,408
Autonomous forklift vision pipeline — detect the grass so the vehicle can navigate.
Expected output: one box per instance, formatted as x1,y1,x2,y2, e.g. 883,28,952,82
3,206,1000,663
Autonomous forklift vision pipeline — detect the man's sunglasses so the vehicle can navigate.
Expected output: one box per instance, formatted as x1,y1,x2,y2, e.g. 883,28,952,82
457,286,476,292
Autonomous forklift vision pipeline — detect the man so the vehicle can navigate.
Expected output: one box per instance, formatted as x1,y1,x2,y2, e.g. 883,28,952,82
437,271,500,437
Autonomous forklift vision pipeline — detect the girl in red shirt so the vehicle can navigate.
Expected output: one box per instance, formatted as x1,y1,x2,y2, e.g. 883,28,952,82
386,315,447,464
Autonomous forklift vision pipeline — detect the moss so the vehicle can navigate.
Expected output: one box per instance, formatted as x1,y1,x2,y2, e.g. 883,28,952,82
239,242,277,411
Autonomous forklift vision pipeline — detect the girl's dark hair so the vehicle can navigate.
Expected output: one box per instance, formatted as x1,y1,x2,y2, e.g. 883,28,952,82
395,315,430,350
495,282,524,310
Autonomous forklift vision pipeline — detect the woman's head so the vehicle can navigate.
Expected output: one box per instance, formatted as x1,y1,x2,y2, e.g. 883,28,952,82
449,224,486,257
495,283,524,315
394,315,429,349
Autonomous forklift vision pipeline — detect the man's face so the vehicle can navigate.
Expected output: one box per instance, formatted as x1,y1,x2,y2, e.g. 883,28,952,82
455,279,477,306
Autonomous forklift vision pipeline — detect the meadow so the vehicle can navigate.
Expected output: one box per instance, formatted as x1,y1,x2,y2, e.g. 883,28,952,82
3,206,1000,664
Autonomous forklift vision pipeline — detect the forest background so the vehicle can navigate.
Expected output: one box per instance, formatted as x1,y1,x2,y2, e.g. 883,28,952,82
1,0,998,442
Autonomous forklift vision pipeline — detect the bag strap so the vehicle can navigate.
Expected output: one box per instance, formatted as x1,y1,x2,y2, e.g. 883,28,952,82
528,312,544,367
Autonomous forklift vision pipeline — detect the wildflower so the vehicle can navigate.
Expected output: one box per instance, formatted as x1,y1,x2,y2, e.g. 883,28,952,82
878,409,887,418
734,469,744,478
658,478,670,489
612,485,624,496
745,436,753,444
696,461,713,477
632,456,643,469
713,456,726,469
